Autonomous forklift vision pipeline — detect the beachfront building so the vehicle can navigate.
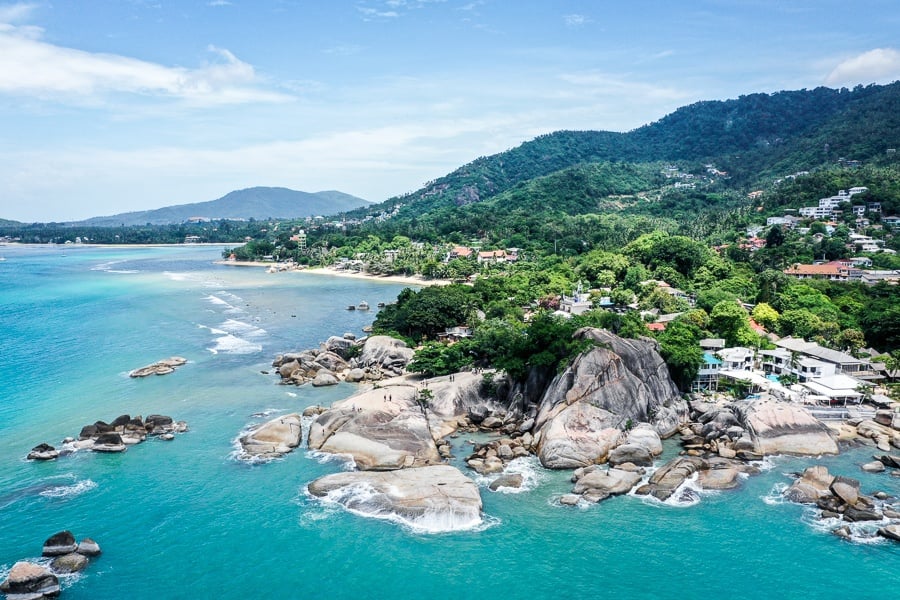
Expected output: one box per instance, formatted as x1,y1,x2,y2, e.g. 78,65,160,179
717,347,755,371
775,337,882,381
799,374,866,405
692,352,722,392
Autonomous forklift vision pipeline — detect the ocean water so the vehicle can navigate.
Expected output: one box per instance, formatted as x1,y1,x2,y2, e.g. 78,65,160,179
0,244,897,599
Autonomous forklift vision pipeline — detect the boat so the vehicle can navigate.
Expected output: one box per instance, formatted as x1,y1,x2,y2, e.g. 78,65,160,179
346,305,356,311
357,301,370,311
377,302,386,308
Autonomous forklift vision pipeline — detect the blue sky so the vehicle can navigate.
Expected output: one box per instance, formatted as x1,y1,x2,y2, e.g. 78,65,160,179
2,1,900,222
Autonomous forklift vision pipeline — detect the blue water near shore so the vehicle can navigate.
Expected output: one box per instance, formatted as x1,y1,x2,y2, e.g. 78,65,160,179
0,244,898,599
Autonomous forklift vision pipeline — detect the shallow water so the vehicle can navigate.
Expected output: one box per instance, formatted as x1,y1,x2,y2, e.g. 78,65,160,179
0,245,897,599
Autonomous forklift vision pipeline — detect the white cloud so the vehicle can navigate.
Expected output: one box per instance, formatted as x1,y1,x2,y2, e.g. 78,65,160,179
563,14,589,27
0,27,292,105
0,2,38,23
825,48,900,86
207,0,232,6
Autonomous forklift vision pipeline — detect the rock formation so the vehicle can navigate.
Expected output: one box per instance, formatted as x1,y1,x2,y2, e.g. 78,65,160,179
46,413,187,456
531,329,688,469
308,401,440,470
0,562,60,599
742,399,839,456
129,356,187,377
238,413,303,459
307,465,483,533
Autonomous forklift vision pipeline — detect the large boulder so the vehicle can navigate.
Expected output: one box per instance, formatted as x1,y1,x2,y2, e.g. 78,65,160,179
308,403,440,470
783,465,835,504
532,329,688,469
0,562,60,599
741,400,838,456
626,424,663,456
311,370,341,387
358,336,414,373
638,456,705,501
42,531,77,557
573,467,642,501
535,402,623,469
239,413,302,459
608,443,654,467
91,432,126,453
27,443,59,461
307,465,482,533
324,335,357,358
314,351,350,373
50,553,89,574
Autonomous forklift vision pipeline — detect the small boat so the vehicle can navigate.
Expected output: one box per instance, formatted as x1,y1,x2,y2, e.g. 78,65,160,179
377,302,385,308
357,301,370,311
347,305,356,311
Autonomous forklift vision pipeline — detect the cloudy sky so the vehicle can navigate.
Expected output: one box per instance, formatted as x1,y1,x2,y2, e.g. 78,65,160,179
2,0,900,222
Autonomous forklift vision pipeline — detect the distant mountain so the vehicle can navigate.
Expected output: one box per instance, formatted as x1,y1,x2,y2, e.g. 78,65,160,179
0,218,21,226
75,187,370,226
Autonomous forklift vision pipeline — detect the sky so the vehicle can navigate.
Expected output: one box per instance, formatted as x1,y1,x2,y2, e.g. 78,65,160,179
2,1,900,222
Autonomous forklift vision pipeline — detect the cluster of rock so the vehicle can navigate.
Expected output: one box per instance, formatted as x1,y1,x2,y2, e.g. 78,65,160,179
783,466,900,542
0,531,101,599
681,398,839,461
861,454,900,475
464,434,534,481
530,329,689,470
237,413,302,459
128,356,187,378
27,414,186,459
271,335,413,387
833,410,900,452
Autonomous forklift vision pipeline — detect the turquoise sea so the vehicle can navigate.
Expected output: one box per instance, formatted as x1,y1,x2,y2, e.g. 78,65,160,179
0,244,897,599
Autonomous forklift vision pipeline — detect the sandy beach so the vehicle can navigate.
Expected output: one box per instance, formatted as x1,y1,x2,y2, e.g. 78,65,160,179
216,260,450,286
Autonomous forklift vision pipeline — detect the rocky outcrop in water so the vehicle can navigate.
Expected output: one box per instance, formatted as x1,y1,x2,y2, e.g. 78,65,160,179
1,531,102,598
782,465,900,542
29,414,186,459
306,465,483,533
129,356,187,377
0,562,60,599
531,329,688,469
238,413,303,459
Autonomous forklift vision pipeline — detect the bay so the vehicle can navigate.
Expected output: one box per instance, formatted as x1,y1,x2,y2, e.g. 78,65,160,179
0,244,897,599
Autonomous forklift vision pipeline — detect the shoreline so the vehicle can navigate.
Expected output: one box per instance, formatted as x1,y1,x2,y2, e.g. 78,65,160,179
215,261,451,286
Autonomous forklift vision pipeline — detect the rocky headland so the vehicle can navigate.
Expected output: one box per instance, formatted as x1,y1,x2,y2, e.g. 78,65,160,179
267,326,898,540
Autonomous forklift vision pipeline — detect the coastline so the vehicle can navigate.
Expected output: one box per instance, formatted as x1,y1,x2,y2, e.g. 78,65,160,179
215,260,450,286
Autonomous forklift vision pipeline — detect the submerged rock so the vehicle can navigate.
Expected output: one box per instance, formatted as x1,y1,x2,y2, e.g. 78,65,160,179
0,562,60,599
239,413,303,459
489,473,524,491
307,465,482,533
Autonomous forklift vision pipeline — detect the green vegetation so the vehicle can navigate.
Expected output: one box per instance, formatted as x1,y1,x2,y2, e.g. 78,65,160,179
6,82,900,389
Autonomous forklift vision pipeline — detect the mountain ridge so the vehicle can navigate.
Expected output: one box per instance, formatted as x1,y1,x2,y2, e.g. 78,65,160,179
71,186,370,227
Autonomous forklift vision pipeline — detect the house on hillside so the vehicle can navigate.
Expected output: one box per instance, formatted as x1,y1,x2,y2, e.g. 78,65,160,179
775,337,881,381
